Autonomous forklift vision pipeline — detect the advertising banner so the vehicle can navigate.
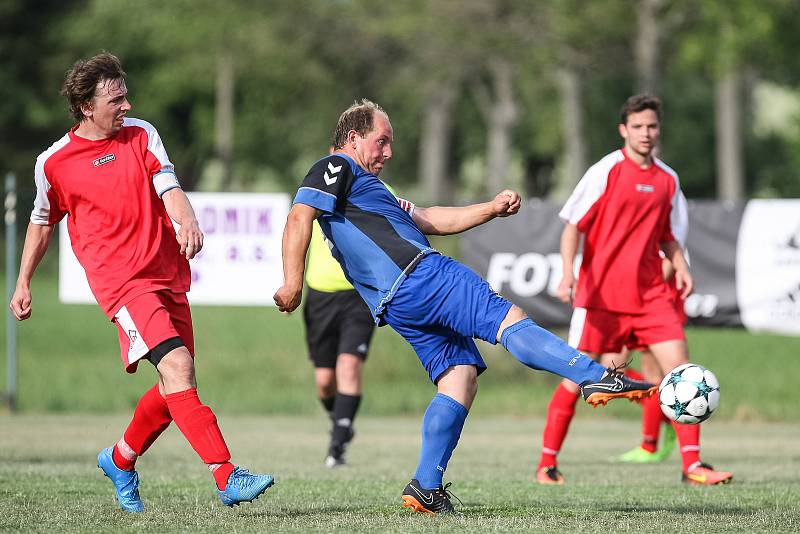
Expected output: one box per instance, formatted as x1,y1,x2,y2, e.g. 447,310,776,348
461,198,799,335
59,192,290,306
736,200,800,335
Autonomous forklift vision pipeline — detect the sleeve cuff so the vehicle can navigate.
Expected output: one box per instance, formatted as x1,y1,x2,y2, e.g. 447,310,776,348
153,170,181,197
294,187,336,214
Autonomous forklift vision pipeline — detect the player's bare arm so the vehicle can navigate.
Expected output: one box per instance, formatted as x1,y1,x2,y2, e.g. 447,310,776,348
274,203,320,313
661,239,693,298
556,223,581,304
9,222,55,321
412,189,521,235
162,188,204,260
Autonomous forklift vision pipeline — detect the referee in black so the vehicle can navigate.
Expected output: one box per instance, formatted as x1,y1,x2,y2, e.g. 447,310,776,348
303,218,375,467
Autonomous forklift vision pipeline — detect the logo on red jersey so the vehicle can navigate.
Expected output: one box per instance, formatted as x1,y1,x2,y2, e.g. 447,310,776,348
93,154,116,167
635,184,654,193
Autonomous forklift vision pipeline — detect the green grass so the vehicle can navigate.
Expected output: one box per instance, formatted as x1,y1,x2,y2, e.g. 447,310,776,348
1,414,798,532
2,270,800,421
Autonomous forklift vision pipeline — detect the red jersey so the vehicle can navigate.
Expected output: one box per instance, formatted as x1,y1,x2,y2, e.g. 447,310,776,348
31,118,190,318
560,149,688,313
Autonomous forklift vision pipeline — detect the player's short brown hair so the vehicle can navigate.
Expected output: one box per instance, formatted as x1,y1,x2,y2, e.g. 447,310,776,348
332,99,388,149
61,53,127,122
619,94,662,125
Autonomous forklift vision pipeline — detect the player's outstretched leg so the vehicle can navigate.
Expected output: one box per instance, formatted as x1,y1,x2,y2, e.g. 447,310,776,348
97,447,144,513
217,467,275,506
499,318,656,405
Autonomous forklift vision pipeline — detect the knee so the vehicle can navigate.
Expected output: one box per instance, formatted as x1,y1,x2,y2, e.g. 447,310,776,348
156,347,195,384
496,305,528,343
315,369,336,397
464,367,479,403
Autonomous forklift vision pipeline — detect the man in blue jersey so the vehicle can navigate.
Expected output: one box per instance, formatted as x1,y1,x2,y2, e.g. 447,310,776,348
274,99,656,514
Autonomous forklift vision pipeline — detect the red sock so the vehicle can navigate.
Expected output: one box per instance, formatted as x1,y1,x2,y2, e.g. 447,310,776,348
165,388,234,490
673,421,701,472
624,368,645,381
539,384,579,468
113,383,173,470
640,393,663,453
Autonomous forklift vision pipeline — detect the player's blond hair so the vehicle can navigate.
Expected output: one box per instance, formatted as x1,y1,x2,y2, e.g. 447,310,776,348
332,99,388,149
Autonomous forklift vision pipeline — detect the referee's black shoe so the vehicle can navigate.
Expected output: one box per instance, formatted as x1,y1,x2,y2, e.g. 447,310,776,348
401,479,461,515
580,369,657,407
324,426,355,468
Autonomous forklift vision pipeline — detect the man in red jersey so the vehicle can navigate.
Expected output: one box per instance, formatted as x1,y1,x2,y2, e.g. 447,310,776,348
9,53,273,512
535,94,732,486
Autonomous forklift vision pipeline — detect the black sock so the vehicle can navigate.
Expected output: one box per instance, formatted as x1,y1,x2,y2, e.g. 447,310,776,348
320,396,335,419
331,393,361,445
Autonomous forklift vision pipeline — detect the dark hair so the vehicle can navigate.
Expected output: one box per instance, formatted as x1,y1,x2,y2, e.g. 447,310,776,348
619,94,662,125
61,53,126,122
332,99,387,149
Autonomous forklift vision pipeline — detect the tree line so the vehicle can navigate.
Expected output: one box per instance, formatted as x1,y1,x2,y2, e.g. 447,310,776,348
2,0,800,205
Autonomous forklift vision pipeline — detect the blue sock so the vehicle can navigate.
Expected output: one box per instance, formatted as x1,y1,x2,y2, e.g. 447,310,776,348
413,393,468,489
500,318,605,384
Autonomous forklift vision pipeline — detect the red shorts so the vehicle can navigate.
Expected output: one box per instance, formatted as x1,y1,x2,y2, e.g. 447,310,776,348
568,297,685,355
112,290,195,373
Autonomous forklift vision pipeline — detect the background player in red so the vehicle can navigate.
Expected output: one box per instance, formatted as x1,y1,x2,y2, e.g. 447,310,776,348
536,94,732,486
9,53,274,512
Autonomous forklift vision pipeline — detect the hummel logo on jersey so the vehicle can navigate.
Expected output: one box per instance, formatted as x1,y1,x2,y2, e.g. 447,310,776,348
324,162,342,185
636,184,654,193
410,484,435,505
93,154,116,167
586,376,624,392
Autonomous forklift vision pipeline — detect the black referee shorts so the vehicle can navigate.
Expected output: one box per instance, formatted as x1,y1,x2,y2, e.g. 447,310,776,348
303,288,376,368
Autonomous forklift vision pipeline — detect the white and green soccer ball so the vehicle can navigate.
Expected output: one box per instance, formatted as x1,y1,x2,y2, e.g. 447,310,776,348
659,363,720,424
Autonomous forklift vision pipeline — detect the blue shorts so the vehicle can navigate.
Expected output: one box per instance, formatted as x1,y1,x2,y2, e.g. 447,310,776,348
382,254,513,383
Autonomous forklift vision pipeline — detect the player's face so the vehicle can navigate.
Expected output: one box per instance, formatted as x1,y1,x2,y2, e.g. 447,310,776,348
353,112,393,175
83,78,132,137
619,109,660,159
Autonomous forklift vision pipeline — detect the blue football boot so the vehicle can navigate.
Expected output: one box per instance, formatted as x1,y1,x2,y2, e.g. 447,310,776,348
97,447,144,513
217,467,274,507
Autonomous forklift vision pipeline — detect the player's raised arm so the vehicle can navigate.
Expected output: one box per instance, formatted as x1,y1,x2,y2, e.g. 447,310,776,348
412,189,521,235
274,203,320,312
9,222,55,320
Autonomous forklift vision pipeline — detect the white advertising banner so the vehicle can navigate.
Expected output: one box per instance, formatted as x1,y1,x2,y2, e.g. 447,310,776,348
736,199,800,335
59,192,290,306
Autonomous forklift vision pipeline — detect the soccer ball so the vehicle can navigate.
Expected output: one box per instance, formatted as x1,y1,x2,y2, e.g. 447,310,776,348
658,363,720,424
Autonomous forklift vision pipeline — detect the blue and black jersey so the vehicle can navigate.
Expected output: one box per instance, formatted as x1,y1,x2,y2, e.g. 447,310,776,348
293,153,436,322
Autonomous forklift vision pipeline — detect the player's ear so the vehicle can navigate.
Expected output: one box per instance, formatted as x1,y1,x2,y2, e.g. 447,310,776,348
80,100,94,119
347,129,359,148
617,122,627,140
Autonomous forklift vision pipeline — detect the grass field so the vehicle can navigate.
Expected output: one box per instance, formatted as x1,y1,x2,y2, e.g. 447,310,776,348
2,259,800,531
1,414,798,532
2,270,800,420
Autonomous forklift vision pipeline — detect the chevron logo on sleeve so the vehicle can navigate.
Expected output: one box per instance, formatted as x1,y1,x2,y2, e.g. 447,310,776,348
324,162,342,185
